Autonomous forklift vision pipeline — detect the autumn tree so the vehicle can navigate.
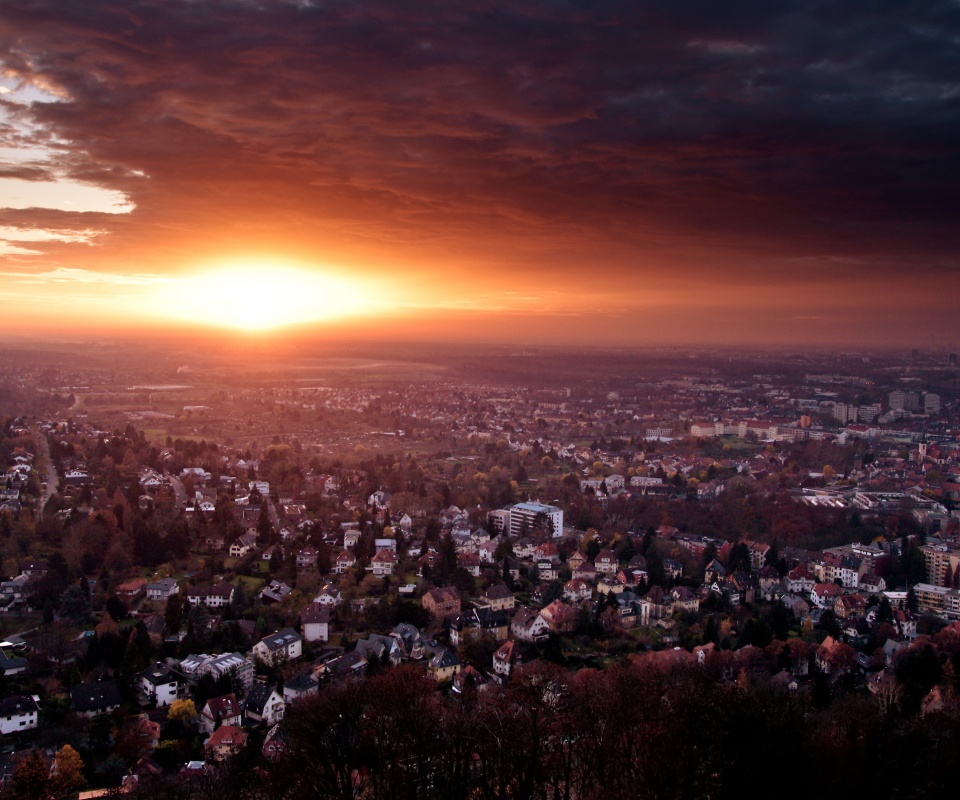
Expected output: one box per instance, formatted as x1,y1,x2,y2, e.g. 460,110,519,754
7,750,51,800
168,698,197,725
51,744,86,798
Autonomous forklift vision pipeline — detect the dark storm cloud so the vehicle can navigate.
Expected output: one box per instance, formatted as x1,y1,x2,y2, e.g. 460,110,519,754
0,0,958,283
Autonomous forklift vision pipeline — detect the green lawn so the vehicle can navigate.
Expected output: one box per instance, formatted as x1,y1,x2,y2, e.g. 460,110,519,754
233,575,264,592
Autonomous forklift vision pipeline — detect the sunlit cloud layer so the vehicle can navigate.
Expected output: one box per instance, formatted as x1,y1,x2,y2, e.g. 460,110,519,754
0,0,957,345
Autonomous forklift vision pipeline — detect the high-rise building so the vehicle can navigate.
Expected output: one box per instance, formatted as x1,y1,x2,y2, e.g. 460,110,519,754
889,390,920,412
833,403,856,424
924,393,941,415
509,502,563,538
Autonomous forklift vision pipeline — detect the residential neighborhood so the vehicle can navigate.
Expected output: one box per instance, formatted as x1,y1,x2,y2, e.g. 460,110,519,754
0,345,959,796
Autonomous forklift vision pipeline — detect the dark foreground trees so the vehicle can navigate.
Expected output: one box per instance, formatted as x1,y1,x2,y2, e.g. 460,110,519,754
126,658,960,800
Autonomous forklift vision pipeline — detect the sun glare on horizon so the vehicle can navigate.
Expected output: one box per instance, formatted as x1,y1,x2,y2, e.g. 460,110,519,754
158,262,380,332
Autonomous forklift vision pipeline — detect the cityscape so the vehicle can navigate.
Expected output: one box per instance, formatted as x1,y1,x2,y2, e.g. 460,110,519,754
0,343,958,797
1,1,960,799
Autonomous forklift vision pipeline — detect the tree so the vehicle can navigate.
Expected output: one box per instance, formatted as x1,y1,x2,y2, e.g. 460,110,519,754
494,537,514,562
52,744,86,798
168,698,197,725
279,678,368,800
258,502,274,543
106,595,128,621
7,750,51,800
59,584,91,624
164,593,186,636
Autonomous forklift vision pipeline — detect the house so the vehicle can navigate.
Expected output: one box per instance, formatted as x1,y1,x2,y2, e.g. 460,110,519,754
0,695,39,735
639,586,671,626
185,585,235,608
537,559,559,581
0,575,29,604
205,725,248,761
564,578,592,603
493,640,518,677
296,546,319,569
122,713,161,753
670,586,699,614
390,623,425,660
514,538,536,559
812,583,843,609
457,552,481,577
533,542,560,563
834,593,867,620
572,561,597,582
314,584,342,607
356,634,403,666
283,673,319,703
449,607,509,645
780,593,811,619
245,683,285,727
333,550,357,574
743,541,771,571
422,587,461,621
594,549,618,575
428,648,461,682
859,573,887,594
301,604,331,643
616,566,649,589
260,545,278,563
200,693,242,734
478,540,499,563
816,636,856,675
253,628,303,666
481,584,515,612
511,607,550,642
229,534,257,558
662,558,683,580
453,665,489,694
260,580,293,605
539,600,576,633
567,551,587,573
19,560,47,578
785,566,816,595
71,680,122,718
597,576,624,595
503,556,522,582
704,559,726,584
418,550,441,576
118,578,147,601
140,662,187,707
146,578,179,601
614,591,640,625
0,651,27,677
179,652,254,690
368,549,398,577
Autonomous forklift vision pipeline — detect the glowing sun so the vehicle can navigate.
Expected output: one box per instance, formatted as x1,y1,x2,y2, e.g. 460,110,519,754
160,261,377,331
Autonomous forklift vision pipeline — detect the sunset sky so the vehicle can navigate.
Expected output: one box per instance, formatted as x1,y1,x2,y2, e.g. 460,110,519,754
0,1,958,347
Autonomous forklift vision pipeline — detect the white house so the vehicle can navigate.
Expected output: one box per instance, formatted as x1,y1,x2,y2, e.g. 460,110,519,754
0,695,38,735
185,585,235,608
140,662,187,707
253,628,303,666
301,604,331,643
511,607,551,642
368,549,398,577
315,585,342,607
245,682,285,727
